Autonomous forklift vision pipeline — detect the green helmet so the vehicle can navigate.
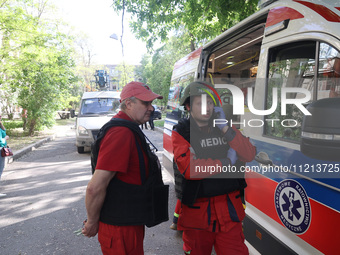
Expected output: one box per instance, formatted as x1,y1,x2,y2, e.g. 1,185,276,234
180,81,217,106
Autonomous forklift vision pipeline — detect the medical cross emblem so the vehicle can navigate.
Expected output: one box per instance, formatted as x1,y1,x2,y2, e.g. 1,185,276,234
281,191,302,221
274,179,311,235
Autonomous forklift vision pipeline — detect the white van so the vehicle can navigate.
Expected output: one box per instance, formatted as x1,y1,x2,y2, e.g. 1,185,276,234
76,91,121,153
163,0,340,254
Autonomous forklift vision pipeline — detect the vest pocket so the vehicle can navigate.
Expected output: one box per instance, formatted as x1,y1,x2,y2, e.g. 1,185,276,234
146,184,169,227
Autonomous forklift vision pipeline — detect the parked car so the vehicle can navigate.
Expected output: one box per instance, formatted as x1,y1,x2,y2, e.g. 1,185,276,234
153,105,162,119
75,91,120,153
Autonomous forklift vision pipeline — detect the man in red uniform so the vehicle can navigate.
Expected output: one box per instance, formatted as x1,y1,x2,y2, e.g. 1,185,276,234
172,82,256,255
82,81,166,254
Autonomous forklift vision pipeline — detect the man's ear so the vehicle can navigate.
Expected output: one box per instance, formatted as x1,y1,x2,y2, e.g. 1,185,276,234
185,103,190,112
125,98,133,109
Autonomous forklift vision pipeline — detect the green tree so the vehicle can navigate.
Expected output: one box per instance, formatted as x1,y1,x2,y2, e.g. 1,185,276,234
135,54,152,84
112,0,258,50
137,36,190,106
0,0,78,135
15,38,77,135
0,1,29,119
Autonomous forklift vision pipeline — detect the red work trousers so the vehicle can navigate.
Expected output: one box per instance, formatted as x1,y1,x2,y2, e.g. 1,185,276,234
182,222,248,255
98,222,145,255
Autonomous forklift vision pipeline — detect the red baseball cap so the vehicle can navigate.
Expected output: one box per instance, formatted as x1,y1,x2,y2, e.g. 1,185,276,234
120,81,163,102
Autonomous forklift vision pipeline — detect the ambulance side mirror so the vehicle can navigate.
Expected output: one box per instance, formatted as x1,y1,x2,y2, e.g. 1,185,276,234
300,98,340,161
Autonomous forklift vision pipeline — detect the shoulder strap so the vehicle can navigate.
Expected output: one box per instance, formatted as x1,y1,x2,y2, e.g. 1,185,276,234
91,118,148,174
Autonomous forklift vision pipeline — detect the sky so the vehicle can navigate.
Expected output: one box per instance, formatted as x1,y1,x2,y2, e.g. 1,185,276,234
53,0,148,65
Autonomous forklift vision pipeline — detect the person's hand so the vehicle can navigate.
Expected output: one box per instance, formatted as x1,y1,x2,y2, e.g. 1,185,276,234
82,219,99,238
213,107,228,130
5,135,9,140
227,148,238,165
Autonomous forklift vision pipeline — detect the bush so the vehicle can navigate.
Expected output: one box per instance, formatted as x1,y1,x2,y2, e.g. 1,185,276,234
2,120,24,130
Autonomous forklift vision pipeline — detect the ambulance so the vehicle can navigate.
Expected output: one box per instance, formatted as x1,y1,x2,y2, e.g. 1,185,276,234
163,0,340,254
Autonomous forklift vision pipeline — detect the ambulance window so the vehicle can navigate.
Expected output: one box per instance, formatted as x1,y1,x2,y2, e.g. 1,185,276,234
264,41,315,141
317,43,340,99
166,73,194,120
205,25,264,87
204,25,264,129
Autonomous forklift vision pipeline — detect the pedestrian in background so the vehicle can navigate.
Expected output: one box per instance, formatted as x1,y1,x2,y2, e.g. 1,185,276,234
140,122,148,130
82,81,168,254
0,115,9,198
172,82,256,255
148,107,155,131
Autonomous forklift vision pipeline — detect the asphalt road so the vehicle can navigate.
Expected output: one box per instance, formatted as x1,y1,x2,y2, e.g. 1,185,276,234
0,126,183,255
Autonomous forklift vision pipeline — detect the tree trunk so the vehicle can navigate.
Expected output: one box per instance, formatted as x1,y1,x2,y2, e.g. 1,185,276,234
28,119,36,136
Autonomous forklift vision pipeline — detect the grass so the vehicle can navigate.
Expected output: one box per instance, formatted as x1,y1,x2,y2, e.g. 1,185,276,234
54,118,76,126
153,113,166,128
6,118,76,152
7,128,54,152
154,119,164,127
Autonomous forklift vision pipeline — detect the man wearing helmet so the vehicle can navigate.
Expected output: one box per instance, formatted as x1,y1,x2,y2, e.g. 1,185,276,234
172,81,256,255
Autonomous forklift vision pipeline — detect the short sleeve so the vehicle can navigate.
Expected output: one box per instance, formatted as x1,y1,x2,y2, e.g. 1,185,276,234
96,127,134,173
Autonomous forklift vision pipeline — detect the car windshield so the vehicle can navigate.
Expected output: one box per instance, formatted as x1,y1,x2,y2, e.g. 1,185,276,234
80,98,120,115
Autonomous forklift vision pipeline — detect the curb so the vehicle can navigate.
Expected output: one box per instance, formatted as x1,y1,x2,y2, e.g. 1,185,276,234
6,134,56,164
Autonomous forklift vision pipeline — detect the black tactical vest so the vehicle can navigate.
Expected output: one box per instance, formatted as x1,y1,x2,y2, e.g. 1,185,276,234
174,118,246,206
91,118,169,227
